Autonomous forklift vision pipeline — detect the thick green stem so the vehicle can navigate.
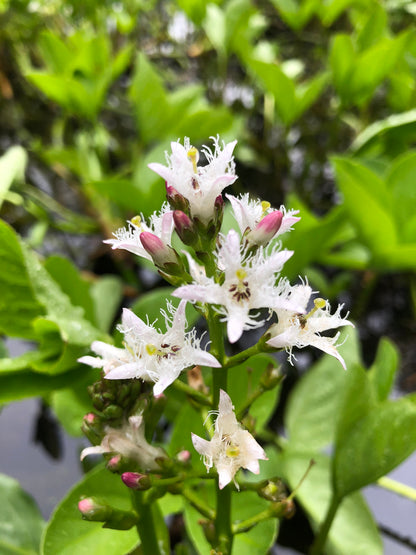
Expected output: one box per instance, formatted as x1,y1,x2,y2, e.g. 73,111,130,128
173,379,212,407
182,488,216,520
130,491,164,555
206,307,233,553
310,495,341,555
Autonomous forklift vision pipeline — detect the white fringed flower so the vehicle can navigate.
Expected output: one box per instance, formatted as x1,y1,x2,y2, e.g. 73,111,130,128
148,136,237,222
191,390,268,489
227,193,300,245
80,415,166,471
174,230,304,343
266,283,354,369
104,203,174,261
79,300,220,396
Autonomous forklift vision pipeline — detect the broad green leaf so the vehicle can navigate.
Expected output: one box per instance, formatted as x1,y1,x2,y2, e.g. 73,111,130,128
37,31,73,74
228,353,281,432
270,0,318,30
44,256,96,326
0,220,44,339
296,72,329,117
24,247,105,347
351,109,416,153
168,402,205,467
386,151,416,237
203,3,226,54
90,276,123,333
329,34,355,100
248,59,296,125
41,465,138,555
367,338,399,402
334,397,416,497
184,484,278,555
283,453,382,555
0,474,44,555
285,327,360,452
0,348,55,374
51,370,95,436
334,364,375,452
0,145,27,210
88,178,145,212
129,53,169,145
331,157,397,258
0,367,98,403
130,287,200,329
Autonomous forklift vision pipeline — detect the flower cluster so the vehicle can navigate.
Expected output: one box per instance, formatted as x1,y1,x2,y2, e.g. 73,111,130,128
79,135,353,488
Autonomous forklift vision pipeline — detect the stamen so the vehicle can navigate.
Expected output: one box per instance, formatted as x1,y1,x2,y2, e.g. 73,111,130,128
146,344,157,356
226,445,240,458
131,215,142,228
236,268,247,280
187,147,199,173
261,201,271,215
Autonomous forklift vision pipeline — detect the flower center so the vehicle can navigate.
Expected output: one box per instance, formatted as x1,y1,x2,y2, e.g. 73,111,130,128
145,342,181,359
222,434,240,458
295,298,326,328
229,268,251,302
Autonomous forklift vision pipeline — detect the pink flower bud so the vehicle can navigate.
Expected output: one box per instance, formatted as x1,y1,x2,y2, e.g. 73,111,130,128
140,232,177,266
248,210,283,245
107,455,122,472
173,210,197,245
176,450,191,463
78,498,95,514
166,184,189,212
121,472,152,491
84,413,96,424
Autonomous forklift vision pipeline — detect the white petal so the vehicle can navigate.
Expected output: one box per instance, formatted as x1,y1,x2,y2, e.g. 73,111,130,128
217,464,233,489
105,363,139,380
80,445,108,461
147,162,172,182
172,299,187,334
219,389,234,415
308,335,347,370
153,372,178,396
77,355,104,368
122,308,153,337
191,349,222,368
307,313,354,334
191,433,212,458
227,312,245,344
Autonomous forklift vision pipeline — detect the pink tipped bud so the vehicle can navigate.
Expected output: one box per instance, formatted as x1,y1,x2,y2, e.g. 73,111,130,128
173,210,197,245
78,496,111,521
248,210,283,245
107,455,122,472
121,472,152,491
166,184,190,212
140,232,177,266
84,413,96,424
176,450,191,463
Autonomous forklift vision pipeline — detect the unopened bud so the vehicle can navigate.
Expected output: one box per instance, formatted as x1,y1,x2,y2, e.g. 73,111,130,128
102,404,124,420
140,232,176,265
258,478,285,502
247,210,283,246
176,450,191,464
281,498,296,519
121,472,152,491
173,210,197,245
166,185,190,213
78,497,112,521
107,455,122,472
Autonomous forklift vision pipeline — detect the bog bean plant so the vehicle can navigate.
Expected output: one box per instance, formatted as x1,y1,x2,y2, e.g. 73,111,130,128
1,1,416,554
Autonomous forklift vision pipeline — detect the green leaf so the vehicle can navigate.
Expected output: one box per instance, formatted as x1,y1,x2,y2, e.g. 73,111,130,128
351,108,416,154
0,367,97,404
129,53,169,145
270,0,318,30
0,145,27,210
283,453,382,555
130,287,200,329
0,220,44,339
334,397,416,497
386,151,416,238
331,157,397,259
24,247,105,347
168,403,205,467
228,353,281,432
329,34,355,101
90,276,123,333
41,465,138,555
51,370,94,436
184,484,278,555
367,338,399,402
0,474,44,555
285,327,360,452
44,256,96,326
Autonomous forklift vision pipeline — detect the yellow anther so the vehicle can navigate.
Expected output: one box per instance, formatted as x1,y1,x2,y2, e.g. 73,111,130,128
236,268,247,281
226,445,240,458
314,298,326,309
131,215,142,228
261,201,271,214
146,344,157,356
187,147,199,173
